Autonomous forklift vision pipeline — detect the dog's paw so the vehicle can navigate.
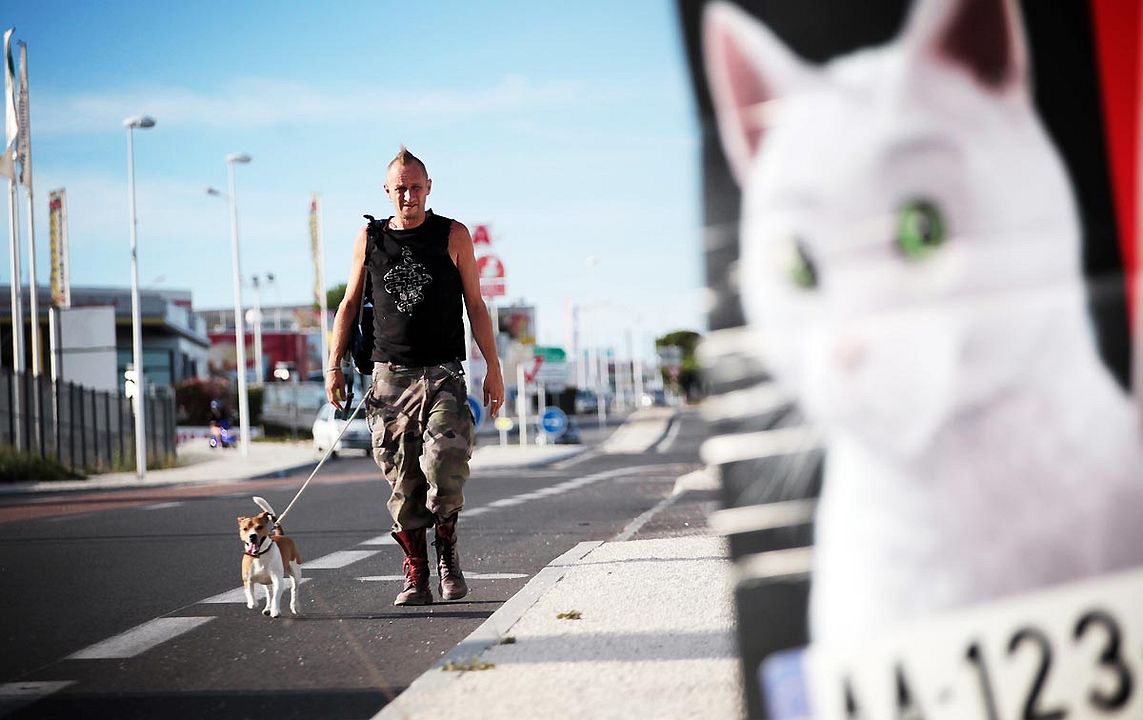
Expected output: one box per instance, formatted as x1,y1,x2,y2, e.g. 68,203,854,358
269,610,281,618
246,601,256,610
262,608,271,616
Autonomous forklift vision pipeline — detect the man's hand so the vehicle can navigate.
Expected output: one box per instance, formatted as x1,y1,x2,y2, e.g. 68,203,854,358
325,368,346,411
483,368,506,417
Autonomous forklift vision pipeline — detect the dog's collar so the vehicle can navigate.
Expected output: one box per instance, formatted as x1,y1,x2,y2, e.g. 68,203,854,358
245,536,273,557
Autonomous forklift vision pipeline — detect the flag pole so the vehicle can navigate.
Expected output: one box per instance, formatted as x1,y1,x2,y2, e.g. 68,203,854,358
313,194,329,371
17,41,38,378
3,29,23,450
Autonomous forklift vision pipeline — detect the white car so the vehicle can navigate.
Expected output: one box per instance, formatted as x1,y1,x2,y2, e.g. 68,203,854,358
312,403,371,457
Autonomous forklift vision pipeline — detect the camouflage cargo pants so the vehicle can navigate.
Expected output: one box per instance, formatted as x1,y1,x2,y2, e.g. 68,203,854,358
365,361,475,532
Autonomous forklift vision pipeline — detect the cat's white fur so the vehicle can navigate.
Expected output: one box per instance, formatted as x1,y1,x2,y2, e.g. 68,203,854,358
704,0,1143,646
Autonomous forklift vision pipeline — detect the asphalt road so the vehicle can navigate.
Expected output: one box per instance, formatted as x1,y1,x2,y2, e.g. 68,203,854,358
0,408,711,720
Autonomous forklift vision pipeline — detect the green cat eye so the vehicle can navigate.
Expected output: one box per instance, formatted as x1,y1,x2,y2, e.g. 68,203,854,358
788,239,817,290
896,199,946,259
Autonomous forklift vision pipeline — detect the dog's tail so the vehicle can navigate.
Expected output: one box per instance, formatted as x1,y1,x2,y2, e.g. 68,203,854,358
252,496,282,532
252,496,277,516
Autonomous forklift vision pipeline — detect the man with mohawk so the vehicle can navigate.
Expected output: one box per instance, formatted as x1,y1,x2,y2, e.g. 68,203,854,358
326,146,504,605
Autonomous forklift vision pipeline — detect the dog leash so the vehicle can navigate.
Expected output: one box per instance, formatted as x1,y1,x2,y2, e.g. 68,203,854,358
273,398,367,528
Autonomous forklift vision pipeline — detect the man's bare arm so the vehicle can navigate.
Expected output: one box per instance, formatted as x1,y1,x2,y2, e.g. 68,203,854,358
449,221,505,415
325,225,369,409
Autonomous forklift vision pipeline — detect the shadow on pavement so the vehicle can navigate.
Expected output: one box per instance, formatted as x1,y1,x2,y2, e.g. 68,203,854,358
10,688,398,720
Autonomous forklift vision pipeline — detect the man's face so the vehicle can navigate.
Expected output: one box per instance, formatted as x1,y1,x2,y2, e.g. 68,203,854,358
384,163,431,226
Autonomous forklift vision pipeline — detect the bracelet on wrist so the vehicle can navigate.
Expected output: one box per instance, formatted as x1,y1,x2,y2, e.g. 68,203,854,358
325,367,344,374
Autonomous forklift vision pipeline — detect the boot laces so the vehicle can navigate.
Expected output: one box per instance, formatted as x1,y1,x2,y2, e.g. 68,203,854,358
435,538,458,575
402,556,428,588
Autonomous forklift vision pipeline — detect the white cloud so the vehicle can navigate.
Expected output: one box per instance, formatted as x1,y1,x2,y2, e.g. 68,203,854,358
34,74,593,136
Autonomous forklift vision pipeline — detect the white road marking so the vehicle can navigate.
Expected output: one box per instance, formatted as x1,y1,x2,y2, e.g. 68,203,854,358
305,550,379,569
49,514,88,523
357,572,527,582
486,497,525,508
359,535,397,546
144,501,184,511
199,578,312,604
464,507,490,516
68,617,213,659
551,449,600,469
0,681,73,715
615,493,681,542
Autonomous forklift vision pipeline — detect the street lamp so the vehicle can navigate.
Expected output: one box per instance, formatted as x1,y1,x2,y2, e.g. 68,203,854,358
207,152,253,456
124,114,155,481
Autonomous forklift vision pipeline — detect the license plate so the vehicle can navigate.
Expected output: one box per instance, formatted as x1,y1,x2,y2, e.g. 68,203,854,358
806,567,1143,720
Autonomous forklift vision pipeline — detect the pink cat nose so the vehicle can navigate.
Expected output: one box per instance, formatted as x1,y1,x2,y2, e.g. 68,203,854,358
834,337,866,373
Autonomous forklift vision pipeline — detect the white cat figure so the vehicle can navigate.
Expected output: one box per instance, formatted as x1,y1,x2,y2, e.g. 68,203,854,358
703,0,1143,647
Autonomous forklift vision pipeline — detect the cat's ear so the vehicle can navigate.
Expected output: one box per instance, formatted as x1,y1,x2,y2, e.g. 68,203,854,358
902,0,1028,95
703,1,816,186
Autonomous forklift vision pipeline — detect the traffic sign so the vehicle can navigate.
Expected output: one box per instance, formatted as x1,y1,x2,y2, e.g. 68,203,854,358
477,254,506,298
473,225,491,246
466,395,484,429
533,346,566,362
539,406,568,438
523,356,543,383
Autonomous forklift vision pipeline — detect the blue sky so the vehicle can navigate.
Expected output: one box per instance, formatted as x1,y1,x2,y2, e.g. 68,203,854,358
4,1,704,359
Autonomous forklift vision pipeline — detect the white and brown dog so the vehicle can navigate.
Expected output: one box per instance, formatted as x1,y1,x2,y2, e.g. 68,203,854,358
237,496,302,618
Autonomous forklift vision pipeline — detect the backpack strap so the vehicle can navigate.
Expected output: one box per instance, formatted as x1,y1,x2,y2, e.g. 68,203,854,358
359,215,379,314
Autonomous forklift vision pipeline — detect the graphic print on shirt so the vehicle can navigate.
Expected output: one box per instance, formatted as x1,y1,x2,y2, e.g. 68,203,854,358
384,247,434,314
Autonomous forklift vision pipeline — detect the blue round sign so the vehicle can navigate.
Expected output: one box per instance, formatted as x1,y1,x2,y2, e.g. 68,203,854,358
540,406,568,438
467,395,484,429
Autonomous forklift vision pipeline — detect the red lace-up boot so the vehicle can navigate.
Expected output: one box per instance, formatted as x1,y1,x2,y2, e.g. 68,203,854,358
391,528,433,606
434,512,468,600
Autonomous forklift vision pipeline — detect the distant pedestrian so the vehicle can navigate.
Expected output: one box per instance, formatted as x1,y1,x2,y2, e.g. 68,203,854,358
326,146,504,605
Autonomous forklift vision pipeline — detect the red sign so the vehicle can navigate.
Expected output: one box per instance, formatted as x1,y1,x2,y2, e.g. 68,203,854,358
477,254,505,298
473,224,491,246
524,356,543,383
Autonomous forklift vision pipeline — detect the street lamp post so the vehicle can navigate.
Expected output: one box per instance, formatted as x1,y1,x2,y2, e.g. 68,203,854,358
124,114,155,481
222,153,252,456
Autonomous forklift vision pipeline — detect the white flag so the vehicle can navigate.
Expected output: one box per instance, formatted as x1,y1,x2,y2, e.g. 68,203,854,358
0,28,16,181
16,41,29,188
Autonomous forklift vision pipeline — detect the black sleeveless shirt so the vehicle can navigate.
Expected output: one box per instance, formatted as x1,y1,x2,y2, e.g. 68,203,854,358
367,211,465,365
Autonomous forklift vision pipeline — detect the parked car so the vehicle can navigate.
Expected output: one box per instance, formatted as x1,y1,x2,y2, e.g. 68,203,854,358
640,389,668,407
574,389,598,415
311,402,371,457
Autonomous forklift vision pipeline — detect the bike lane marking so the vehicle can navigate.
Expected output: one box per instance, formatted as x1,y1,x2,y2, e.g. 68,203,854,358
67,617,214,660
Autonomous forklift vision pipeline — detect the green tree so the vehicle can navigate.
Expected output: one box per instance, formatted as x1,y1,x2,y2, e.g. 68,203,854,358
324,283,347,311
655,330,703,401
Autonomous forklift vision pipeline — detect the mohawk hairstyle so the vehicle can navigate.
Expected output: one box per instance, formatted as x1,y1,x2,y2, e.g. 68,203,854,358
388,145,429,176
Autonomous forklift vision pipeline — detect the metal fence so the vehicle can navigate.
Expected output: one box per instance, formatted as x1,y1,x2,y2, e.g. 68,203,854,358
0,369,177,473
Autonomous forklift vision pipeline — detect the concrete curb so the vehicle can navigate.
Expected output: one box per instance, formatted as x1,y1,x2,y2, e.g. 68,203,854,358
246,459,320,480
0,456,322,497
374,540,603,720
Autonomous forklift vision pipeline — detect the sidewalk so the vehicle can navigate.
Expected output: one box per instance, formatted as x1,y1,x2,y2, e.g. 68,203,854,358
0,408,669,495
0,440,321,495
377,534,742,720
